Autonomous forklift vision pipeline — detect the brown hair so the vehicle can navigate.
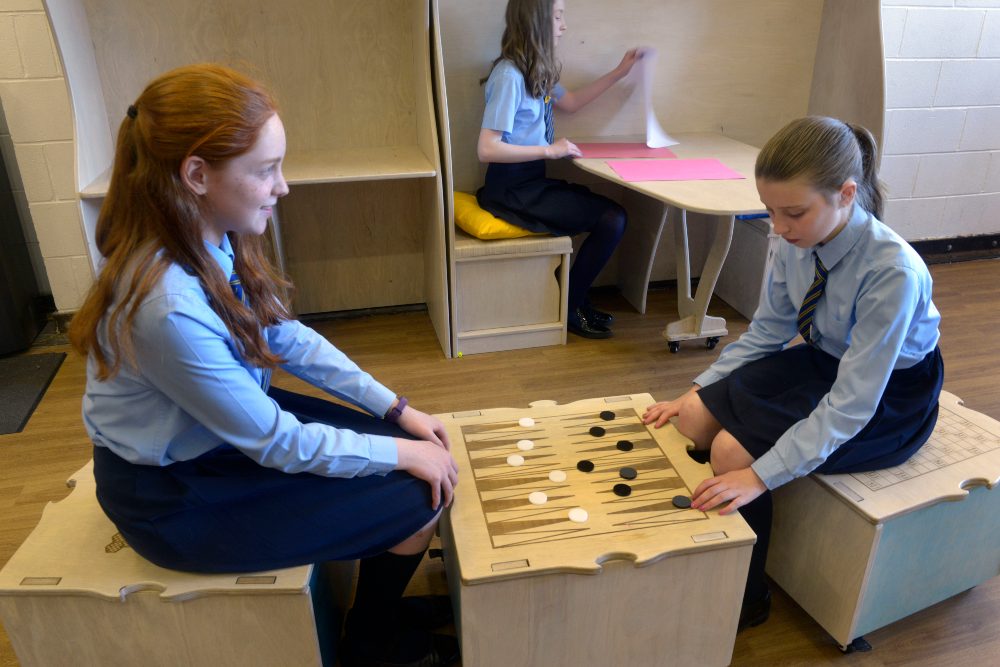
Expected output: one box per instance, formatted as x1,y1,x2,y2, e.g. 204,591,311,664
755,116,884,219
70,63,292,380
482,0,561,98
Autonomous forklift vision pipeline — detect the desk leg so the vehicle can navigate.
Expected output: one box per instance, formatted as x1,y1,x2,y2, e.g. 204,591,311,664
663,213,734,350
616,190,669,314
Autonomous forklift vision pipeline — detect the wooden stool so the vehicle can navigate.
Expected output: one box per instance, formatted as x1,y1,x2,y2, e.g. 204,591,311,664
766,390,1000,650
452,229,572,355
436,394,756,667
0,461,355,667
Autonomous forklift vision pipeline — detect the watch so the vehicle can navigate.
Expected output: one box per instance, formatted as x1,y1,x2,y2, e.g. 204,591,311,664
385,396,408,423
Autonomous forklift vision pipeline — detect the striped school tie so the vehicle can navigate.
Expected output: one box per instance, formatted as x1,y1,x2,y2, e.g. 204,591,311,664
229,269,271,389
229,270,248,305
797,254,828,344
543,95,554,144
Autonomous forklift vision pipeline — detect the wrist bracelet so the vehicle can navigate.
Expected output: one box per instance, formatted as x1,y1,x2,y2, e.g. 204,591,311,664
385,396,408,423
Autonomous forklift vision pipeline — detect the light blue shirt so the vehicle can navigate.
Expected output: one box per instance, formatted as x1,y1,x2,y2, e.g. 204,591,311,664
482,59,565,147
83,234,399,477
694,204,941,489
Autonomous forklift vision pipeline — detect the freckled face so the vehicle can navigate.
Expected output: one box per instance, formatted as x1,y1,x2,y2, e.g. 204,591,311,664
201,113,289,244
757,176,855,249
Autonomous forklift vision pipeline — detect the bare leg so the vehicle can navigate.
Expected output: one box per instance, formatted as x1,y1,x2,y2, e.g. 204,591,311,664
676,391,724,451
709,429,755,474
389,512,441,555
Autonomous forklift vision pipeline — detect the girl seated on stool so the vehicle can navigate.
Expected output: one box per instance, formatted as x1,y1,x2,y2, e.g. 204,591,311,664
476,0,640,339
70,64,459,667
643,116,943,630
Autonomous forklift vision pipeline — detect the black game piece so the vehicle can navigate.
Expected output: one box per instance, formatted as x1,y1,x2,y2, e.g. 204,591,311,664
589,426,606,437
616,440,634,451
619,467,638,480
576,459,595,473
599,410,615,421
613,483,632,497
672,495,692,509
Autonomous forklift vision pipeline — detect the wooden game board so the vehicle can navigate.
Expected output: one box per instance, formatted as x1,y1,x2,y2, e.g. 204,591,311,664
438,394,755,667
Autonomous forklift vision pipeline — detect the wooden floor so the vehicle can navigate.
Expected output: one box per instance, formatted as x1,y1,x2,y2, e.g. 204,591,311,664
2,258,999,666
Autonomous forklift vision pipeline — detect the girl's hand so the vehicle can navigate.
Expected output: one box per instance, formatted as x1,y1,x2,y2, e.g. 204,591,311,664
614,48,642,80
397,405,452,451
691,467,767,515
546,138,582,159
395,439,460,510
642,386,700,428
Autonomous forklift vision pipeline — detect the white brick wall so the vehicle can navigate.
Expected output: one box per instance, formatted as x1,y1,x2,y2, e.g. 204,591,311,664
0,0,90,311
882,1,1000,240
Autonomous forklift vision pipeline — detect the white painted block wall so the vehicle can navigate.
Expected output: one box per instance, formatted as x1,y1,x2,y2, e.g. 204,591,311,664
0,0,90,312
882,0,1000,240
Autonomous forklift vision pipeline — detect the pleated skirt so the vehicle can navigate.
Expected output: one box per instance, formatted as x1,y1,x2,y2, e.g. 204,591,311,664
697,344,944,474
93,387,440,573
476,159,619,235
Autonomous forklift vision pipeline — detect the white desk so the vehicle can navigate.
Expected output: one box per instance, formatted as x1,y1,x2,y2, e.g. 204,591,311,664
573,133,765,351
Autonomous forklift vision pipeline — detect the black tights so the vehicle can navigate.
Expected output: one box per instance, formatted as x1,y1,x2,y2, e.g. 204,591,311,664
737,492,773,604
568,204,627,311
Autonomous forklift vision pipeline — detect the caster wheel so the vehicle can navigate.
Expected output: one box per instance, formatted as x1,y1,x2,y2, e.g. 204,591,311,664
706,337,720,350
668,342,680,353
840,637,872,653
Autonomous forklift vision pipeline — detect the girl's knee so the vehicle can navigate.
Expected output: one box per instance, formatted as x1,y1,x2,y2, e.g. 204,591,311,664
710,431,754,473
675,393,711,440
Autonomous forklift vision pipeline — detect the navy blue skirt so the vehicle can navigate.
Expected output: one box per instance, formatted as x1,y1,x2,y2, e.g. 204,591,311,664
698,345,944,475
477,160,619,235
93,387,440,573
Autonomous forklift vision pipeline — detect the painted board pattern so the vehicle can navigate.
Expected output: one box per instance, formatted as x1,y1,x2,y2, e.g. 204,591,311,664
459,402,704,549
439,394,757,583
815,391,1000,522
850,404,1000,492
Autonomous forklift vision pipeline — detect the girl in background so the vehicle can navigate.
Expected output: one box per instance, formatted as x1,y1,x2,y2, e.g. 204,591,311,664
477,0,639,339
70,64,459,667
644,116,943,629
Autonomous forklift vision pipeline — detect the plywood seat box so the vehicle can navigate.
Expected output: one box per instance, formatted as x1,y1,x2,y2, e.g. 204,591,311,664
767,390,1000,649
452,230,573,355
0,461,354,667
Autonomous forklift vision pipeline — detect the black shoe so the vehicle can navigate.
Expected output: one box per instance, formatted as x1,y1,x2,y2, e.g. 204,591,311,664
568,307,612,339
340,630,460,667
582,301,614,325
737,590,771,632
398,595,454,630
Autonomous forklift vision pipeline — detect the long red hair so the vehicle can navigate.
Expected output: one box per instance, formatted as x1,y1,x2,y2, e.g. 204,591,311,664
70,63,292,379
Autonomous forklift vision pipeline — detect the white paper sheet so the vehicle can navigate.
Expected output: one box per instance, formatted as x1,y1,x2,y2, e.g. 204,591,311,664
637,47,678,148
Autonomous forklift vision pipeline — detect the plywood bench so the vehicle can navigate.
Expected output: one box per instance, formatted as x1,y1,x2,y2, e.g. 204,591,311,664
0,461,355,667
452,229,572,355
766,390,1000,650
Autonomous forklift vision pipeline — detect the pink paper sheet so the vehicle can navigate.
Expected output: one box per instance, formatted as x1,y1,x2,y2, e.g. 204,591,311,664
607,158,745,182
575,142,677,159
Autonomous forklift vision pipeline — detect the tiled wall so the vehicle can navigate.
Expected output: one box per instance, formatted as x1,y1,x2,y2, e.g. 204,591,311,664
881,0,1000,239
0,0,91,312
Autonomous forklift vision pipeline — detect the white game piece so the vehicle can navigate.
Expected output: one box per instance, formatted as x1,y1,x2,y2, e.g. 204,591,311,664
506,454,525,466
518,417,535,428
548,470,567,483
517,439,534,451
528,491,548,505
568,507,589,523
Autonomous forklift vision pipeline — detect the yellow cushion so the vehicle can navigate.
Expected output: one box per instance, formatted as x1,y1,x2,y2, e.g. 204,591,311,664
453,191,545,240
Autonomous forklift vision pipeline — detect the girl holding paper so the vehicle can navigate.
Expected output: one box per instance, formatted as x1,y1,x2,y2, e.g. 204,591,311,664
476,0,639,339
